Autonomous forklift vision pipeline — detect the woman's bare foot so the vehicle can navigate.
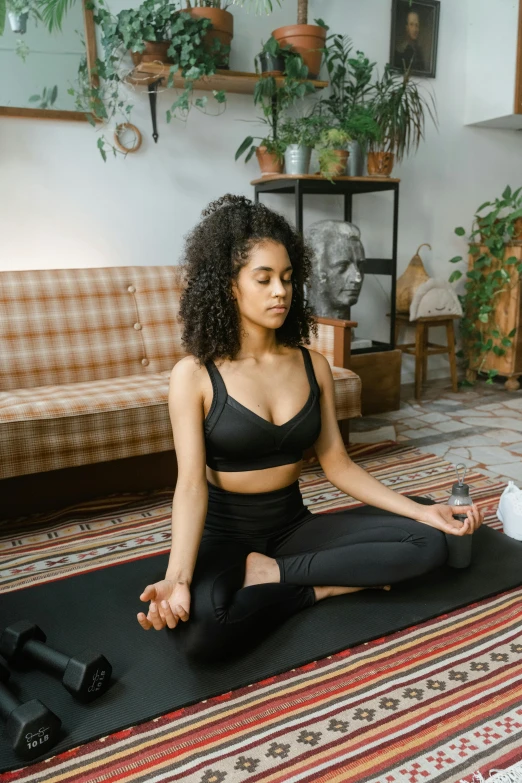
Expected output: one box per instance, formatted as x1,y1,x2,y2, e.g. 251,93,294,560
313,584,391,601
242,552,392,600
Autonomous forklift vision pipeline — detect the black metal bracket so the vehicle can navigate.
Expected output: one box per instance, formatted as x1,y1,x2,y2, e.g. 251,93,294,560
147,79,163,143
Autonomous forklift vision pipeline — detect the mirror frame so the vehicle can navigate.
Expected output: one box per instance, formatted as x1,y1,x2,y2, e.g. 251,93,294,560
0,0,98,122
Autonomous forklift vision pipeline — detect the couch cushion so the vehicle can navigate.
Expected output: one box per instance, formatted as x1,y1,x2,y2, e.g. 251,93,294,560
0,367,361,479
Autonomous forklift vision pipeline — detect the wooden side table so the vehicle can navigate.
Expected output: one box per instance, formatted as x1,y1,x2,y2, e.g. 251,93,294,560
392,313,460,400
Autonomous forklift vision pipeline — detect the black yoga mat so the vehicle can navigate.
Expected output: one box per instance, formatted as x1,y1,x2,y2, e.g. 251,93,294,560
1,523,522,772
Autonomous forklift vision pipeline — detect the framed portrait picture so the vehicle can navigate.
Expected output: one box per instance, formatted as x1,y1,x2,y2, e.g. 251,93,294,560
389,0,440,79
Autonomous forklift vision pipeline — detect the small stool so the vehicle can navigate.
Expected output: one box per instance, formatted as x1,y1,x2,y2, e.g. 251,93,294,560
391,313,459,400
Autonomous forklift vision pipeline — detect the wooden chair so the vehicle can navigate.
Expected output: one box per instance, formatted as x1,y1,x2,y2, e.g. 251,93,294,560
392,313,460,400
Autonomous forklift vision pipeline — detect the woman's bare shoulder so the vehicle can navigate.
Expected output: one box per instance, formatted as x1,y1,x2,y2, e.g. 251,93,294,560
170,355,208,390
304,346,331,393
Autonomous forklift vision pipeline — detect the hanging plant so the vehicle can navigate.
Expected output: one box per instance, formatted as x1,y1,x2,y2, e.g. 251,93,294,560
448,185,522,385
66,0,227,160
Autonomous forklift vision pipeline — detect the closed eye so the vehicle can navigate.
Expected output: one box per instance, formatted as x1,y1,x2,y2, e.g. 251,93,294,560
259,280,292,284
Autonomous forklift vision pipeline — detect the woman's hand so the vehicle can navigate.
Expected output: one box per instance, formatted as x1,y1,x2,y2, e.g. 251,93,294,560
137,579,191,631
417,503,484,536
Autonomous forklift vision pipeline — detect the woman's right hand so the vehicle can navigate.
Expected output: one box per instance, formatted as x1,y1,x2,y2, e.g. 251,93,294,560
137,579,191,630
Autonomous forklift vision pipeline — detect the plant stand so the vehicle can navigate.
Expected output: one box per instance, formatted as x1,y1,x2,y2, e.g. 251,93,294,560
465,244,522,391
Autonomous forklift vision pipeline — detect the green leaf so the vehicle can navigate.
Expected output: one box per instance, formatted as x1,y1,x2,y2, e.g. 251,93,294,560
478,313,489,323
38,0,77,33
455,227,466,236
0,0,5,36
97,137,107,163
235,136,254,161
509,328,517,337
502,185,512,200
449,255,463,264
28,95,41,103
476,201,492,212
449,270,462,283
501,337,513,347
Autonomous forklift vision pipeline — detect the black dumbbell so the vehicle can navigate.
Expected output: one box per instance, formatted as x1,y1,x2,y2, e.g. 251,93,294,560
0,658,61,760
0,621,112,703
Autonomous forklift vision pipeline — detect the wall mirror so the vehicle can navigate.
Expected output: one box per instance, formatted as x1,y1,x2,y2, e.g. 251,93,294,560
0,0,97,120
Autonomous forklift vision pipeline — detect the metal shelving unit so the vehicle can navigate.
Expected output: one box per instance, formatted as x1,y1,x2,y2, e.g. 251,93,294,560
252,174,400,354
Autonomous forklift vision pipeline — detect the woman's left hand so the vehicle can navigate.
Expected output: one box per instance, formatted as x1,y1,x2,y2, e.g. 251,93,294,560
417,502,484,536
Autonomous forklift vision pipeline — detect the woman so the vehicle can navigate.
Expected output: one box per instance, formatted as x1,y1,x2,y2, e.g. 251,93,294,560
137,194,483,662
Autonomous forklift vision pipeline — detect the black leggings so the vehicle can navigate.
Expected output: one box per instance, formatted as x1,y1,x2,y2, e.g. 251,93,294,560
173,479,448,663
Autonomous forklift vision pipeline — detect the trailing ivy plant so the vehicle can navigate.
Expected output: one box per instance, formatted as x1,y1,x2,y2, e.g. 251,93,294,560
448,185,522,385
67,0,227,160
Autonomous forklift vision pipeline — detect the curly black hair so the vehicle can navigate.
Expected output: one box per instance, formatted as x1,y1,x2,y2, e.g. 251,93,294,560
178,193,318,366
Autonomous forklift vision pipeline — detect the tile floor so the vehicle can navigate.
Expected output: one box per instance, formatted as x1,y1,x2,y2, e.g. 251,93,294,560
349,375,522,484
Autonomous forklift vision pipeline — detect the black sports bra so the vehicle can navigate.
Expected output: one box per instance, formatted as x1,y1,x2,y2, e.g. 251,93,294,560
203,345,322,472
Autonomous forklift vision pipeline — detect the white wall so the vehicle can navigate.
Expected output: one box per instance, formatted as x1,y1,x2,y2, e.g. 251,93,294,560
1,0,522,383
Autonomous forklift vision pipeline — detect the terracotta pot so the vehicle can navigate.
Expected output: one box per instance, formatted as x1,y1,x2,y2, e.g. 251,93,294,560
255,146,283,176
367,151,395,177
130,40,172,65
513,217,522,241
321,149,349,177
271,24,326,79
181,7,233,68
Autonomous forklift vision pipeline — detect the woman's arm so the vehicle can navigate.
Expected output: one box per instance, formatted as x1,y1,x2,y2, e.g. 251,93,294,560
327,460,433,522
165,484,208,585
164,356,209,585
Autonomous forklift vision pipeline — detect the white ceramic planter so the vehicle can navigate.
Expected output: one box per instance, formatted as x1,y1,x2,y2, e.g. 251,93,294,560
8,11,28,34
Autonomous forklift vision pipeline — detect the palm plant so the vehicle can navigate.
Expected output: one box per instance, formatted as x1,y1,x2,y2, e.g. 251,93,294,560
368,63,437,162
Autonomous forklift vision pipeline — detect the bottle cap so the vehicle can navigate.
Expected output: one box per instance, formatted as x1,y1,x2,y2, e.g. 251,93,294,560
451,481,470,498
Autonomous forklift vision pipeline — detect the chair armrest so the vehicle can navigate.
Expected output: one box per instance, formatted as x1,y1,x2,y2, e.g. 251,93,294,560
312,316,359,370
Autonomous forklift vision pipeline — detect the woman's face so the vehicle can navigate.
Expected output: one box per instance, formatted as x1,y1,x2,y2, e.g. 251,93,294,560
231,240,293,327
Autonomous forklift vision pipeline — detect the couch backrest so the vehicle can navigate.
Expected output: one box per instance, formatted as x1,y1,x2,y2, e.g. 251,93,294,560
0,266,187,390
0,264,340,392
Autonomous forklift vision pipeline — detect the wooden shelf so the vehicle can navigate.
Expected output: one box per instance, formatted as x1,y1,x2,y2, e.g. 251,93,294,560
128,64,328,93
250,174,401,185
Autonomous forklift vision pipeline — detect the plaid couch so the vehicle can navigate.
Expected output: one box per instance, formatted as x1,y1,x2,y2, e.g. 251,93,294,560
0,266,362,481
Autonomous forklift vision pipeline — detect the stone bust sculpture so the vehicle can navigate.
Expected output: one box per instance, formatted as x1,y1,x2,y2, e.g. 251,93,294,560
304,220,366,319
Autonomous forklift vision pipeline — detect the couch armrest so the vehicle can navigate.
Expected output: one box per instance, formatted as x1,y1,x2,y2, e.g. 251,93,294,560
312,316,358,370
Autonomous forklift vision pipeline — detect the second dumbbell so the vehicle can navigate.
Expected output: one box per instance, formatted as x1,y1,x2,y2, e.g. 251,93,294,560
0,659,61,761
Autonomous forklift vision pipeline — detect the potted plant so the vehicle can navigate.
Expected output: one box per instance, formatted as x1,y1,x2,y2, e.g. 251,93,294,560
318,34,377,175
272,0,328,79
6,0,39,33
180,1,233,68
367,63,437,177
69,0,226,160
315,127,352,179
448,186,522,387
180,0,281,68
278,113,323,174
255,35,294,76
235,50,316,175
113,0,180,65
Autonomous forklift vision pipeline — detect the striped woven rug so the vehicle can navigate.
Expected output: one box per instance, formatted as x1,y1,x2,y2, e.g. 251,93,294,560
2,442,522,783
